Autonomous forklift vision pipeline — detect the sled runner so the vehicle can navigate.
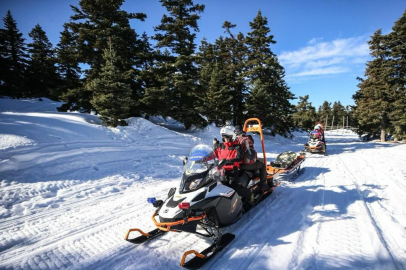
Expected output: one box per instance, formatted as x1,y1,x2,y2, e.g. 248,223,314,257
124,118,302,269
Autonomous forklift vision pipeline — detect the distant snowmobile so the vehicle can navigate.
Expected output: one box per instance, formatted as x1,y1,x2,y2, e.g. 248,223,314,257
124,118,306,269
304,121,327,155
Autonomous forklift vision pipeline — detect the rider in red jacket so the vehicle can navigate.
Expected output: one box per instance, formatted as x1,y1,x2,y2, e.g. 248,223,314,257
213,126,253,203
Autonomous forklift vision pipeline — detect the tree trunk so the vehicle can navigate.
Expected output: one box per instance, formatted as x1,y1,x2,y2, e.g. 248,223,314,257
381,128,386,142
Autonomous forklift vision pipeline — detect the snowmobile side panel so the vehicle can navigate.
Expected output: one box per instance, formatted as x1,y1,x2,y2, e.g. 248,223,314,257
124,228,166,244
181,233,235,269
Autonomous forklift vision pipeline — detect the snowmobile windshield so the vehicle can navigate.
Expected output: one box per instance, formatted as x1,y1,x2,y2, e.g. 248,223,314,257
310,131,321,140
180,144,217,193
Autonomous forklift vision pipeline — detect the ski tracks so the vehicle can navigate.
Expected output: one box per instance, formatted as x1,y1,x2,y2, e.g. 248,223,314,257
0,178,177,270
335,150,406,270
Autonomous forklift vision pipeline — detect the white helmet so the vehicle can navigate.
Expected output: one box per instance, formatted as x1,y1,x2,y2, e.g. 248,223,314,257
220,126,235,140
315,124,322,130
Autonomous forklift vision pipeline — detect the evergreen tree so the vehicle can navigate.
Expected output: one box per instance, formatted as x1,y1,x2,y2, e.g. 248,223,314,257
141,49,173,117
197,38,232,125
317,101,332,126
332,101,347,127
133,32,156,116
65,0,147,112
0,10,28,97
221,22,249,126
26,24,59,98
292,95,317,130
55,25,81,107
387,9,406,140
88,38,132,127
245,11,294,136
144,0,206,130
353,30,393,141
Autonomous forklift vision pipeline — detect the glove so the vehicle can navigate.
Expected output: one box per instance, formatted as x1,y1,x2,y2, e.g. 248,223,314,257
217,159,226,167
225,160,234,165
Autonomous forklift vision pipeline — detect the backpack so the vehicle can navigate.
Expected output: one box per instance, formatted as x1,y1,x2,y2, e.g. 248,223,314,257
237,135,257,164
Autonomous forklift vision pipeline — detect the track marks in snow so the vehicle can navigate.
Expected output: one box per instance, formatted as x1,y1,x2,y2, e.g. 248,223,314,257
336,153,406,270
0,177,178,270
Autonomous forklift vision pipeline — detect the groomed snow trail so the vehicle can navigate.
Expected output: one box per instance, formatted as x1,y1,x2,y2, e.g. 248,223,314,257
1,99,406,270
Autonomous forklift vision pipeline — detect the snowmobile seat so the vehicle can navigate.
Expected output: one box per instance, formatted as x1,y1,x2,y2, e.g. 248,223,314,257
236,170,260,188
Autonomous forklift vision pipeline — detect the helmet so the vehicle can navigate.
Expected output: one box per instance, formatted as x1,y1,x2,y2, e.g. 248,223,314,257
315,124,322,130
220,126,235,140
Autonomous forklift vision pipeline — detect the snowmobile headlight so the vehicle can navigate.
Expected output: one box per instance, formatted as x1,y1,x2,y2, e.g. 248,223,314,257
189,178,203,190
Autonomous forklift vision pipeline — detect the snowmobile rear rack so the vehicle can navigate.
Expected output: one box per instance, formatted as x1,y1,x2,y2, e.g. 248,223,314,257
243,118,267,165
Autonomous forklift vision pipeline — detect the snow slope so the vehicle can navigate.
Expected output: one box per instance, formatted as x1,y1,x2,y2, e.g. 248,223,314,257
0,98,405,270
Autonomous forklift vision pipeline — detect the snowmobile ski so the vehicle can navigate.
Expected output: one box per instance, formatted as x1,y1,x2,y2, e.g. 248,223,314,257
180,233,235,269
124,228,167,244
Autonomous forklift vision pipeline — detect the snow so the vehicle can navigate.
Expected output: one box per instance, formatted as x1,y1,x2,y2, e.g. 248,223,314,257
1,98,406,270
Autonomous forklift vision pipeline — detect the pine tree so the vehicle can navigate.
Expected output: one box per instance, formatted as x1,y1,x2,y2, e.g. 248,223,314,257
332,101,347,127
136,32,158,117
292,95,317,130
0,10,28,97
317,101,332,126
197,38,230,125
145,0,206,130
55,25,81,106
65,0,147,112
245,11,294,136
353,30,393,141
26,24,59,98
221,22,249,127
88,38,132,127
387,9,406,140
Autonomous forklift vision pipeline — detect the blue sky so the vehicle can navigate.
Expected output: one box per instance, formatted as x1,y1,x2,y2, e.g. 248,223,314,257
1,0,405,108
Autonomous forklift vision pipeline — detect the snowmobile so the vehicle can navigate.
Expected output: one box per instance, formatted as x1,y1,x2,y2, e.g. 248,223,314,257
267,151,306,183
124,118,278,269
304,121,327,155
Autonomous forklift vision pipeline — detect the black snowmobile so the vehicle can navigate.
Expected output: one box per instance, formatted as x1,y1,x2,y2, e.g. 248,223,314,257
125,119,276,269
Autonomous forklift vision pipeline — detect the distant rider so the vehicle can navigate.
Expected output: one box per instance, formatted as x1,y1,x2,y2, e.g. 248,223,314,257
314,123,326,148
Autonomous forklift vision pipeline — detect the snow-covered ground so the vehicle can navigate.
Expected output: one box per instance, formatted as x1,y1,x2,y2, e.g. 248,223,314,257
1,98,405,270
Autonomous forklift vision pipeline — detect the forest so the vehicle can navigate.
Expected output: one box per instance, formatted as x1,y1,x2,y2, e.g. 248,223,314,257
0,0,405,141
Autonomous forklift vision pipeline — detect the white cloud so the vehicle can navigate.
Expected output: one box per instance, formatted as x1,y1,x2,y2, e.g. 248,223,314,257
287,66,350,78
308,37,324,45
279,35,370,78
304,57,344,69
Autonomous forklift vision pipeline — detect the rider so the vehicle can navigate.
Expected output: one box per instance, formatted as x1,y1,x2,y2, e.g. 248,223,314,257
234,126,272,193
213,126,254,203
314,123,326,147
